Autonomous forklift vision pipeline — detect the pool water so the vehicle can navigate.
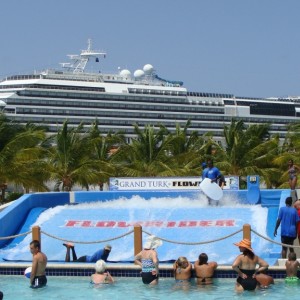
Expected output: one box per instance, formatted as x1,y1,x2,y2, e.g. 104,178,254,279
0,276,299,300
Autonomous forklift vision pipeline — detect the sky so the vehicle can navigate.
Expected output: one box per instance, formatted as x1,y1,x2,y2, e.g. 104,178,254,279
0,0,299,98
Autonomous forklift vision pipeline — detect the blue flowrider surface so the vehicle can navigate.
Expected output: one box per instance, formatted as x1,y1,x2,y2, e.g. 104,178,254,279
0,197,280,265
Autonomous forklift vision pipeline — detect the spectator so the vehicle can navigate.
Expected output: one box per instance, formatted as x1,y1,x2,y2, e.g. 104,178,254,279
274,197,299,258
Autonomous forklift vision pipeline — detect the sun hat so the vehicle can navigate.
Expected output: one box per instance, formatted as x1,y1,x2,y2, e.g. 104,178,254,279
144,235,163,249
234,238,253,252
104,244,112,251
95,259,106,273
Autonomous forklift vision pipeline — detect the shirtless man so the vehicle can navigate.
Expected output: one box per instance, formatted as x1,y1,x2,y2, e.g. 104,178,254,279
232,239,268,292
194,253,218,285
29,240,47,288
285,252,300,282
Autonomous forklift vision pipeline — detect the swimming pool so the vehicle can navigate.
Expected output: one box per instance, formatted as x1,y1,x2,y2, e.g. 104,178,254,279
0,276,298,300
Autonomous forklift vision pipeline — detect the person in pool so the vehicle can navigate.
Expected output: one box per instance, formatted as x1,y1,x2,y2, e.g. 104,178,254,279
90,259,114,285
232,238,269,292
29,240,48,289
63,243,112,262
255,271,274,288
134,235,162,285
173,256,192,282
194,253,218,285
285,252,300,283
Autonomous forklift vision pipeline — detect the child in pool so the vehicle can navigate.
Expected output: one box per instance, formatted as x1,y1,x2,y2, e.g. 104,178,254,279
285,252,300,282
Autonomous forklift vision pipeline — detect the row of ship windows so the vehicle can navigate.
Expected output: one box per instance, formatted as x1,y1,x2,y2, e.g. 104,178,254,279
7,99,224,114
224,99,295,110
128,88,187,97
6,115,287,138
13,93,297,115
1,84,105,93
13,108,225,121
187,92,234,98
7,107,290,129
16,91,188,104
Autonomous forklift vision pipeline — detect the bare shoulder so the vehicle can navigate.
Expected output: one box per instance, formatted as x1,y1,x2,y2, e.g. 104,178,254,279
134,250,143,259
209,261,218,268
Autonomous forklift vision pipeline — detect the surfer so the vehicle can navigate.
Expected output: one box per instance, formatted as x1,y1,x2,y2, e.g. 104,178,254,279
202,159,223,204
202,159,222,183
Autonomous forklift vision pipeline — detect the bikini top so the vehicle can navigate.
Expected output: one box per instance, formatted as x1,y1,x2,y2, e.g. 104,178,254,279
288,166,297,176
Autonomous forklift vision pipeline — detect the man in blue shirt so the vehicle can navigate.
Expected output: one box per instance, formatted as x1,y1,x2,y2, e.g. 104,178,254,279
64,243,112,262
202,159,222,183
274,197,299,258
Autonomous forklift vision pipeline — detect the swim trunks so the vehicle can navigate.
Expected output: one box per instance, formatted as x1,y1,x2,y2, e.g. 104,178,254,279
236,269,257,291
281,236,296,245
31,275,47,288
285,276,299,283
141,272,158,284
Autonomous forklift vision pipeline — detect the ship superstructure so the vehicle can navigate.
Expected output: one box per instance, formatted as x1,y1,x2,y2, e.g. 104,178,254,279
0,40,299,142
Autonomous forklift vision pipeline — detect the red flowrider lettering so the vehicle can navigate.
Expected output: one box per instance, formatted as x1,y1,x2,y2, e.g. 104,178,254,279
95,221,116,227
64,219,235,227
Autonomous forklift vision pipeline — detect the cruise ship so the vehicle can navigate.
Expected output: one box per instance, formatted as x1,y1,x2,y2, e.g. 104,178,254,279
0,40,299,142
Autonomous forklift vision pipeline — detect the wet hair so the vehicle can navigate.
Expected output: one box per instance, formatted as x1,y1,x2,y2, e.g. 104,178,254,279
288,252,297,261
243,248,254,259
30,240,40,249
176,256,188,268
199,253,208,265
286,197,293,205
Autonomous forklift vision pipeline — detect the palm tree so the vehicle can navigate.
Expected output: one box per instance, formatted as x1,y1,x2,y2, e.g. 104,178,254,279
46,121,99,191
165,120,213,176
87,120,126,189
113,123,174,177
273,122,300,188
0,116,48,201
213,119,280,188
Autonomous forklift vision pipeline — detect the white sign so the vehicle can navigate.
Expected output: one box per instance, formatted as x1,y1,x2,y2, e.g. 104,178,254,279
109,177,201,191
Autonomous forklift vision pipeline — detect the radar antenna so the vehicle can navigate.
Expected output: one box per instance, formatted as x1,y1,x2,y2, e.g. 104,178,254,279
60,39,106,73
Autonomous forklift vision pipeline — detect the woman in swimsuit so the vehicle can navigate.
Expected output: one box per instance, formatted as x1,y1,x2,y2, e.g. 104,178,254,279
90,259,114,285
134,235,162,285
288,159,300,190
173,256,192,282
232,239,269,292
194,253,218,285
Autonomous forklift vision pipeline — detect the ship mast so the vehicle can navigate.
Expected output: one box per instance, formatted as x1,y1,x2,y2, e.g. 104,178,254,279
60,39,106,73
